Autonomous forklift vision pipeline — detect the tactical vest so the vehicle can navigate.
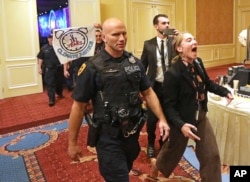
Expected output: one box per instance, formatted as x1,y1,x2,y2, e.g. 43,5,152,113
90,52,143,124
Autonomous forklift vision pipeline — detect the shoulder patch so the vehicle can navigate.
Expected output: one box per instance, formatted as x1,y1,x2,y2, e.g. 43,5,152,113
78,63,86,76
128,56,136,64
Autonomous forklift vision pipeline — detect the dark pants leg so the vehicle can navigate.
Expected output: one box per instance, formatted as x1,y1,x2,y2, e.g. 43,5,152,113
147,82,164,146
44,68,56,102
156,123,188,177
55,66,64,96
157,111,222,182
195,112,222,182
96,126,140,182
147,109,158,145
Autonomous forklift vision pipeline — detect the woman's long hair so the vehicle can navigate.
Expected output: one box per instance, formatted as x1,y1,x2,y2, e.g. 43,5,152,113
171,32,186,64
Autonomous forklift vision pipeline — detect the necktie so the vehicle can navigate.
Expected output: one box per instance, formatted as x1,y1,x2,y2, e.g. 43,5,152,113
161,40,166,72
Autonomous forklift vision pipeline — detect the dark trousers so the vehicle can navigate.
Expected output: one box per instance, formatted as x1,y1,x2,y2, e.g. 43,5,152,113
96,125,140,182
147,81,164,145
44,66,64,101
156,111,222,182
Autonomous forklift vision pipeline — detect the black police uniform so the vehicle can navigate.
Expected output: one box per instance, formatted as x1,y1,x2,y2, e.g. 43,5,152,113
37,44,64,104
72,50,151,182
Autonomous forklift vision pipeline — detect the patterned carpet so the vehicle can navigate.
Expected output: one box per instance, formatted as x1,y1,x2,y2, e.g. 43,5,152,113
0,120,229,182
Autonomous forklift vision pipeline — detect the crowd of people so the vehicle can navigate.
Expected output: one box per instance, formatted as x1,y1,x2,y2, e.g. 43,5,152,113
38,14,234,182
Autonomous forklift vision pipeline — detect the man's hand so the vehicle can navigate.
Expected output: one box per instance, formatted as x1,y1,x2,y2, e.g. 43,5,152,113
68,144,83,162
158,120,170,142
173,28,179,35
68,101,86,162
94,23,102,29
38,67,43,74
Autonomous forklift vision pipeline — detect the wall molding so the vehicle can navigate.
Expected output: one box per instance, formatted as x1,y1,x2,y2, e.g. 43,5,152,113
198,44,236,68
6,63,38,89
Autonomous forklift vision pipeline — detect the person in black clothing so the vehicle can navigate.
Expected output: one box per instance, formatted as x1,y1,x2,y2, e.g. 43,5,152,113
141,14,178,158
67,18,170,182
37,34,64,106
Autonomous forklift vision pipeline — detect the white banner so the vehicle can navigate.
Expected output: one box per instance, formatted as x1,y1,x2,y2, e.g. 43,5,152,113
52,26,96,64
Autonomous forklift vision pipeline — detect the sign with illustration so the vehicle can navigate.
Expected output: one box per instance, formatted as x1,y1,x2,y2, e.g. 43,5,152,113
53,26,96,64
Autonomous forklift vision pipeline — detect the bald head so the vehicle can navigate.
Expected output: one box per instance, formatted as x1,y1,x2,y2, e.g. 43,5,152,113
102,18,124,33
101,18,127,57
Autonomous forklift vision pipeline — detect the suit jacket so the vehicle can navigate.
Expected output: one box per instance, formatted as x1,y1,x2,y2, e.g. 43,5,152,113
162,56,231,130
141,36,176,85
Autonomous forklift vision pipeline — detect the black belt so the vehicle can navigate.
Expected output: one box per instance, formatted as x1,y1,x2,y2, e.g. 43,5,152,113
100,112,147,138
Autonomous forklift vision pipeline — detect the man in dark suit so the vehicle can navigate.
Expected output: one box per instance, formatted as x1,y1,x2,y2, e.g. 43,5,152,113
141,14,178,158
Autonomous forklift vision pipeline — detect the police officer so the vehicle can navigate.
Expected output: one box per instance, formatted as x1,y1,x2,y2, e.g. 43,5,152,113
37,33,64,106
67,18,170,182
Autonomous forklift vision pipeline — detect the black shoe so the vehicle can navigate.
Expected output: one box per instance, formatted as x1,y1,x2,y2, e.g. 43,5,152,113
49,101,55,107
147,145,155,158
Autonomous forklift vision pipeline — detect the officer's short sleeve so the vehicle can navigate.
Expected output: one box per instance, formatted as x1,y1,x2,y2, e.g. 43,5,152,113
72,62,96,102
37,49,44,59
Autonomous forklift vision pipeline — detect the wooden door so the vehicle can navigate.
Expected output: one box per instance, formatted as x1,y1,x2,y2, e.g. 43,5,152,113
0,0,101,99
128,0,176,58
69,0,100,27
237,9,250,62
0,0,41,99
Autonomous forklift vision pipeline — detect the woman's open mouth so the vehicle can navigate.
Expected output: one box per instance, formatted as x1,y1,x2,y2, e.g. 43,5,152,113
192,47,197,52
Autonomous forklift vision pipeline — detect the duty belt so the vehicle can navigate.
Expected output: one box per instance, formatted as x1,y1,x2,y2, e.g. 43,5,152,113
123,112,148,137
